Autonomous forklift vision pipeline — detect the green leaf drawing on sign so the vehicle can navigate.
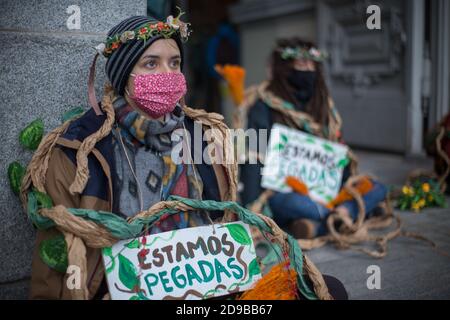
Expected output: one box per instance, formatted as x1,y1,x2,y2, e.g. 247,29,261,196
19,119,44,150
7,161,26,196
322,143,334,152
248,258,261,277
202,287,226,299
129,295,140,300
280,133,288,144
118,254,139,290
228,257,261,292
223,223,252,245
137,291,149,300
102,247,115,274
125,239,140,249
324,195,334,203
337,158,350,168
103,247,112,256
306,136,316,144
273,143,285,152
146,230,177,247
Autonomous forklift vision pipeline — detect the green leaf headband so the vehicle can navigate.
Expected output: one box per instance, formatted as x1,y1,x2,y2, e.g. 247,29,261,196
278,46,328,62
96,8,192,58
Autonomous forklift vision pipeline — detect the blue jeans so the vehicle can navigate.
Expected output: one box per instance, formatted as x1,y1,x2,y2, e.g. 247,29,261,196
268,181,388,236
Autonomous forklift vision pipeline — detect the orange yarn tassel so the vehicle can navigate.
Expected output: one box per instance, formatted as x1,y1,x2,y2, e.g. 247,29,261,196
239,263,298,300
327,176,374,209
286,176,374,210
285,176,309,195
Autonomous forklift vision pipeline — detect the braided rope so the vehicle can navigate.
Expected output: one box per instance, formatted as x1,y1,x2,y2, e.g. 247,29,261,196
69,85,116,195
29,196,331,300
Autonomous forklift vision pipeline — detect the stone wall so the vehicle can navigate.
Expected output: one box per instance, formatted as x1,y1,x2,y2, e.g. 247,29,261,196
0,0,146,299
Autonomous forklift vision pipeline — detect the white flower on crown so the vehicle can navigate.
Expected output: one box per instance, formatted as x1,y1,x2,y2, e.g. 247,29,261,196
179,21,190,39
166,15,180,30
94,43,105,54
309,48,320,58
120,30,135,43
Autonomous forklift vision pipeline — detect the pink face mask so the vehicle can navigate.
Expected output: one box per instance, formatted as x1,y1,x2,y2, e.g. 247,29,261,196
127,72,187,119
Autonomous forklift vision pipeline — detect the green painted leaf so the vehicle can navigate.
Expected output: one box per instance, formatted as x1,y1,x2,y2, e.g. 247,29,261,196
103,247,115,274
224,223,252,245
280,134,288,143
322,143,334,152
337,158,350,168
118,254,139,290
33,189,53,209
129,295,140,300
137,291,150,300
19,119,44,150
7,161,25,195
125,239,140,249
324,195,334,202
274,143,285,151
306,137,316,144
248,258,261,277
39,234,68,273
61,107,85,123
103,247,112,256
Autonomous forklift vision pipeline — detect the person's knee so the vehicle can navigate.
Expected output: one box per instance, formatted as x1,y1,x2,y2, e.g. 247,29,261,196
371,180,388,202
374,179,387,192
269,192,319,221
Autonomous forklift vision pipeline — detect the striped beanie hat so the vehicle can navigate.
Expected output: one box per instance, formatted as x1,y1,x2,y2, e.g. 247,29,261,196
105,15,184,96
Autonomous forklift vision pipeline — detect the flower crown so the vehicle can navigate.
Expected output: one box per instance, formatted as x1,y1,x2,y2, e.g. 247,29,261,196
96,8,192,58
278,46,328,62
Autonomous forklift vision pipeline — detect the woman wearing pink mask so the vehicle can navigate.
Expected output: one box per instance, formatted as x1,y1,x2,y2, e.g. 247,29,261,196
29,13,236,299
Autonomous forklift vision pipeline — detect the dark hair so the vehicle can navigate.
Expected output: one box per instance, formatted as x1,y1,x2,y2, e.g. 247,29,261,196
267,37,330,126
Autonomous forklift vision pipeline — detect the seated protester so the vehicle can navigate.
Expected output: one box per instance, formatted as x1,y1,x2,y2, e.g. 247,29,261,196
29,14,235,300
239,37,388,240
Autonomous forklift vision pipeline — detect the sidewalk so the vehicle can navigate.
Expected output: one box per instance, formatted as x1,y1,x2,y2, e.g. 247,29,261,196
307,149,450,300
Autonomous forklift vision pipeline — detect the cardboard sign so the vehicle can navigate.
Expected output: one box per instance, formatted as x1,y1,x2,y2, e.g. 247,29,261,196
261,124,349,203
102,222,261,300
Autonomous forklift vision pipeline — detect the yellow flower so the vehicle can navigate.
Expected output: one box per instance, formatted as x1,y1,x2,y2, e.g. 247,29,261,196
417,199,426,208
411,202,421,213
402,186,414,196
402,186,410,195
422,183,430,193
411,199,426,212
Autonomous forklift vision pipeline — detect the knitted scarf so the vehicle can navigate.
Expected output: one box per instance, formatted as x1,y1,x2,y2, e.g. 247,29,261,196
112,97,206,233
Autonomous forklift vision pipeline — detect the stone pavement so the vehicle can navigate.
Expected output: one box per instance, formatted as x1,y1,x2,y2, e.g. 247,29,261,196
307,150,450,300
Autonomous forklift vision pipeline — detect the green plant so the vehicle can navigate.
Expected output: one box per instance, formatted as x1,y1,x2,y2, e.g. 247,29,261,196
397,178,447,212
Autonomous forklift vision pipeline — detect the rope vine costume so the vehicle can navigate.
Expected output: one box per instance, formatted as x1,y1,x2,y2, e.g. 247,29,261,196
21,83,331,300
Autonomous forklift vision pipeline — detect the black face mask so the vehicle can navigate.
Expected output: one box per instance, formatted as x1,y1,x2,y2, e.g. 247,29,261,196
287,70,317,106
